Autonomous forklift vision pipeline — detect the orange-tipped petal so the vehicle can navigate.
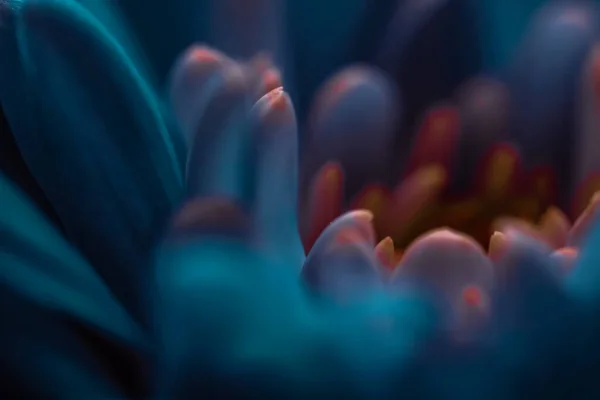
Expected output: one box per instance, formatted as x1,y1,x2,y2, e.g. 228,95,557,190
261,68,283,93
390,165,447,240
302,210,382,301
461,285,486,310
407,106,461,173
332,210,376,249
488,231,509,261
538,207,570,249
493,217,547,246
303,162,344,252
550,247,578,273
375,236,395,270
350,184,391,218
454,284,490,341
568,191,600,247
391,229,493,311
478,144,520,200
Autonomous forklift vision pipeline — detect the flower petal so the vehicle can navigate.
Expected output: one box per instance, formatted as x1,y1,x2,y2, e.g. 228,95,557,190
508,1,598,173
493,230,565,326
6,0,184,322
302,210,383,301
248,87,305,268
0,171,143,348
169,45,235,143
391,229,493,328
184,64,253,200
304,66,398,197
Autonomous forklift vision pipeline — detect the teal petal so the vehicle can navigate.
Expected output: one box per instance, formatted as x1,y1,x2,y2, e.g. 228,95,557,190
1,0,185,321
0,171,144,349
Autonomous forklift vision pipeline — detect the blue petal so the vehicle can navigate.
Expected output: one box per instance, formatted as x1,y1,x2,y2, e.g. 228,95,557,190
507,2,599,185
0,170,144,348
2,0,185,321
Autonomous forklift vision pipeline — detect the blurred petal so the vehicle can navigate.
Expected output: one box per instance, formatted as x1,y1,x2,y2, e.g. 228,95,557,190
538,206,570,249
571,44,600,214
567,211,600,305
453,77,510,190
185,64,252,199
249,87,304,267
389,165,447,244
508,2,598,187
305,66,398,196
376,0,482,133
302,210,382,301
0,172,143,347
488,231,508,262
391,229,493,328
169,45,235,142
568,191,600,247
405,106,460,175
550,247,578,274
494,230,565,326
302,162,344,252
477,144,520,201
5,0,184,321
168,196,250,242
375,236,395,271
0,170,145,396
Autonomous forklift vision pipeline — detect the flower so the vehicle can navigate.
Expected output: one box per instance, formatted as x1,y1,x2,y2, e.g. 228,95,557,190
2,0,600,399
301,1,600,268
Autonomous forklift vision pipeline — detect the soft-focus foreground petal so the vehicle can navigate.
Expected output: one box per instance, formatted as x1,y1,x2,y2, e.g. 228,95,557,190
568,211,600,306
569,192,600,247
302,210,383,302
169,45,236,143
0,172,145,397
1,0,184,323
183,62,252,200
391,229,493,333
493,230,565,332
156,208,438,398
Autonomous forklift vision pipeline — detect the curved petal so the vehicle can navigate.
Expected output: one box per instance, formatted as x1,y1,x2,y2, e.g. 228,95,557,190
391,229,493,331
302,210,383,301
248,88,304,268
0,172,143,344
304,65,398,197
0,171,144,396
493,230,565,326
3,0,185,321
183,62,253,200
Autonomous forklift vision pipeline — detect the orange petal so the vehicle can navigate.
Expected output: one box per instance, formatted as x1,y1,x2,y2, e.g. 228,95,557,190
390,165,447,242
551,247,578,273
406,106,460,173
478,143,520,199
375,236,395,270
349,184,391,220
488,231,509,262
538,206,570,249
304,162,344,252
